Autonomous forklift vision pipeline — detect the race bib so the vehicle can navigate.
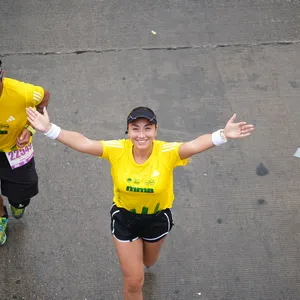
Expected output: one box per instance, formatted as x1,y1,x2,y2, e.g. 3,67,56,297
5,143,34,169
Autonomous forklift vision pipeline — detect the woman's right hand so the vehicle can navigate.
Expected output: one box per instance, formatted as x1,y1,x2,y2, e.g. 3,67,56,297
26,107,52,133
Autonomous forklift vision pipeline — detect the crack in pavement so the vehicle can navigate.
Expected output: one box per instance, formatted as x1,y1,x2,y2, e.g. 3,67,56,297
2,40,300,57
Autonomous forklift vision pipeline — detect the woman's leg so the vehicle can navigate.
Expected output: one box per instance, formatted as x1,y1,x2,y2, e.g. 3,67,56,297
113,237,145,300
142,208,173,268
142,237,166,268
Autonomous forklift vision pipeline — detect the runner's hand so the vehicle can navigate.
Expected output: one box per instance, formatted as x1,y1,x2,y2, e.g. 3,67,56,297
16,128,31,148
223,114,254,139
26,107,52,133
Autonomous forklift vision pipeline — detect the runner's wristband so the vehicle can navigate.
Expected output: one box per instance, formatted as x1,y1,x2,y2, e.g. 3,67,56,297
44,123,61,139
25,125,36,136
212,129,228,146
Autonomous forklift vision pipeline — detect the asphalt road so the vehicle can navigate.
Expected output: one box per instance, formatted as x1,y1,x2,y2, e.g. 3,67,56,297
0,1,300,299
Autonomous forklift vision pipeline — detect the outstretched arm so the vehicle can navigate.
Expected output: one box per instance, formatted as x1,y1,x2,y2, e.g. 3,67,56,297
26,107,103,156
179,114,254,160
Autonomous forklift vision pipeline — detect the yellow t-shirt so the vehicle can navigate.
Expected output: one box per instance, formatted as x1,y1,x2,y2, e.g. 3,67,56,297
100,139,188,214
0,78,44,152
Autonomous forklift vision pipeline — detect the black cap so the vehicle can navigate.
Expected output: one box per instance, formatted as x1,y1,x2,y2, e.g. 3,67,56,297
127,107,157,125
125,107,157,134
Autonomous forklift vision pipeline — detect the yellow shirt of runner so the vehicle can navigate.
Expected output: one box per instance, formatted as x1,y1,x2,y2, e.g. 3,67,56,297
100,139,188,214
0,78,44,152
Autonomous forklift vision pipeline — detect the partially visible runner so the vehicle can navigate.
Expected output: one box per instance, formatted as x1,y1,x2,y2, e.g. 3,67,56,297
26,106,254,300
0,60,50,245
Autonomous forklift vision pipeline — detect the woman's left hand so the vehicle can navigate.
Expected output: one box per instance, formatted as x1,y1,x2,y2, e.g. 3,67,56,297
223,114,254,139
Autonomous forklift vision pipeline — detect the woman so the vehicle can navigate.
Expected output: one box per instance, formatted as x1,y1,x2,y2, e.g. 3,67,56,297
26,106,254,300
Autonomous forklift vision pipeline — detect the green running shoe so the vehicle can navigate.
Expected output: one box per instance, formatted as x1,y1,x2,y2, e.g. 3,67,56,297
10,204,25,219
0,206,8,245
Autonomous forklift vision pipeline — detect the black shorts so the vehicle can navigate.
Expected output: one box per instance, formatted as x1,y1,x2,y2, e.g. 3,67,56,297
110,204,174,243
0,152,38,207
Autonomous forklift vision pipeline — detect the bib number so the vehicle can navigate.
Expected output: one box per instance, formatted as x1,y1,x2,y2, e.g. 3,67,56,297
5,143,34,169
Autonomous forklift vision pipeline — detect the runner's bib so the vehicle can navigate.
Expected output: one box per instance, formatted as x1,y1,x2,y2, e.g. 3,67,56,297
5,143,34,169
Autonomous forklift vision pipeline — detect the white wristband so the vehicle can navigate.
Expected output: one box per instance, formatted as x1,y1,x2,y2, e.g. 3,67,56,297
44,123,61,140
212,129,227,146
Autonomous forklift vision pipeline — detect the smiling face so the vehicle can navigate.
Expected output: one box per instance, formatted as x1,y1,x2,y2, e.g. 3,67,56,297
128,118,157,151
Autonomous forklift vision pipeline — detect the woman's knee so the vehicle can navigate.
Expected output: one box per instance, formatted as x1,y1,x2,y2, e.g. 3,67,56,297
124,274,144,293
143,255,158,268
142,237,166,268
144,261,156,269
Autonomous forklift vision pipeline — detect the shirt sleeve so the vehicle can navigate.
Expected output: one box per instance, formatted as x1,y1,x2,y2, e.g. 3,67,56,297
25,83,45,107
100,139,125,163
161,142,189,168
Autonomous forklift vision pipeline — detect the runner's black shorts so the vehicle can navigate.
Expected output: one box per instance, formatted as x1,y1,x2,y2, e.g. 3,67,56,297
0,152,38,208
110,204,174,243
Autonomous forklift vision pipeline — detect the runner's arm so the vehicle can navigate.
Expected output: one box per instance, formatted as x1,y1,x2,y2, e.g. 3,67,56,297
178,134,214,160
36,89,50,114
56,130,103,156
26,107,103,156
178,114,254,160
